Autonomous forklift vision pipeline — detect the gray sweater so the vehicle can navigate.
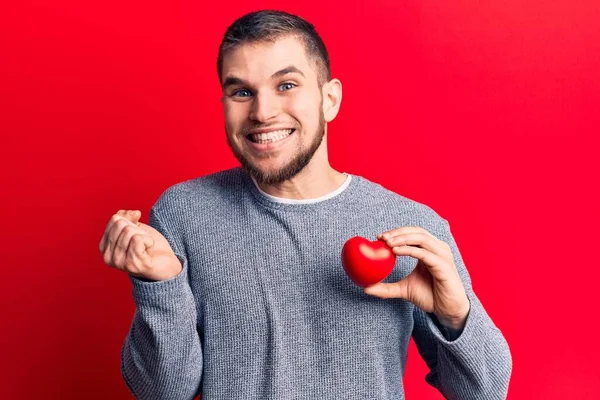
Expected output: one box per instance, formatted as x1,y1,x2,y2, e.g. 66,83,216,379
121,167,512,399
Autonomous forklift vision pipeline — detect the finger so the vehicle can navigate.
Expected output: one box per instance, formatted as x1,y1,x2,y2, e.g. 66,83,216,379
112,220,145,269
386,232,449,259
100,210,129,253
104,217,138,266
364,281,410,299
99,213,121,254
103,214,129,263
121,209,141,224
392,245,454,281
100,210,141,256
377,226,431,241
125,233,153,275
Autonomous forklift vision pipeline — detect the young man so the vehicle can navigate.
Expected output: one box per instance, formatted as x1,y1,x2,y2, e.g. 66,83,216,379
99,10,512,400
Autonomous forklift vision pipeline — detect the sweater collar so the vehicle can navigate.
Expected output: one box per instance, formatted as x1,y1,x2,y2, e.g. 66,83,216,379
249,173,352,205
239,167,361,211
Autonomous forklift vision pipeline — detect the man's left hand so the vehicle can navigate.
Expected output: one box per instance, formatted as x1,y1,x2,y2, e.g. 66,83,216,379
364,226,471,331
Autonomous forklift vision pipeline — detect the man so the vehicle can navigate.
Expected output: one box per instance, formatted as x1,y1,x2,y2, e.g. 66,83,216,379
99,10,512,400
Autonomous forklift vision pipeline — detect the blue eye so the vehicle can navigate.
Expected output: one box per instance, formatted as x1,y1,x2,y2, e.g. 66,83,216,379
232,89,252,97
279,82,296,91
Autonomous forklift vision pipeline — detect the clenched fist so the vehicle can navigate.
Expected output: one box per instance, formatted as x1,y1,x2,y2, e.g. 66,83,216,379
99,210,182,281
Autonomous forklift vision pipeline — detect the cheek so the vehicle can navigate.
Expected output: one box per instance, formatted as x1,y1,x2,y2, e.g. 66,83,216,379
285,92,321,128
224,103,247,132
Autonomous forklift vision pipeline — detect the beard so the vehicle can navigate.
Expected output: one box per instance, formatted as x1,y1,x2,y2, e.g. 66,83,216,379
226,107,326,186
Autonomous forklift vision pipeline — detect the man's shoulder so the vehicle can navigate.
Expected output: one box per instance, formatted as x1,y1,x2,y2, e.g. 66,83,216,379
152,167,246,211
167,166,244,193
353,174,447,224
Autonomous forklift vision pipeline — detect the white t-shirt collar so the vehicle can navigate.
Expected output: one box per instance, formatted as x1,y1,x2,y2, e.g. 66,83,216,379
250,173,352,204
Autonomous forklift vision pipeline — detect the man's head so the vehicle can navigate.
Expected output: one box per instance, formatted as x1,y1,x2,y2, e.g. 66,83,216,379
217,10,342,185
217,10,331,90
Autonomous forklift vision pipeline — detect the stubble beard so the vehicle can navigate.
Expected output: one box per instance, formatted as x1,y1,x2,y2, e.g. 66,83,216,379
226,109,326,186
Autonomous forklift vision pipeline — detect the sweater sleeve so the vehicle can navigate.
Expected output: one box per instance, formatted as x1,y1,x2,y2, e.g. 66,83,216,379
411,218,512,400
120,207,203,400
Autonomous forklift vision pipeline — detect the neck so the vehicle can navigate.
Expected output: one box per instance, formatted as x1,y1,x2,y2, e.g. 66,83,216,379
254,150,346,200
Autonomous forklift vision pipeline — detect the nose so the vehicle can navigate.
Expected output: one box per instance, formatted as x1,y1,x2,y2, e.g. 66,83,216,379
249,91,280,122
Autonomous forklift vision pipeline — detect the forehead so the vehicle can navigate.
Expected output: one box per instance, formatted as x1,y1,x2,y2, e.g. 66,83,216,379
221,35,317,83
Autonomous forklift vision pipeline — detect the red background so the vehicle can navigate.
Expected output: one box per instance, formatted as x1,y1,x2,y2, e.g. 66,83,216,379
2,1,599,399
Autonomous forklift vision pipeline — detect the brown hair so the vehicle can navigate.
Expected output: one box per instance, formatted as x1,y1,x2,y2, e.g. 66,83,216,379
217,10,332,87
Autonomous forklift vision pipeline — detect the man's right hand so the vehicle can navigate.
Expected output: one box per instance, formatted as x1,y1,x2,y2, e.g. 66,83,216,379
99,210,183,281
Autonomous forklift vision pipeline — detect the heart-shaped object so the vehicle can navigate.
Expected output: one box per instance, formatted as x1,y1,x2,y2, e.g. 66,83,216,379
341,236,396,287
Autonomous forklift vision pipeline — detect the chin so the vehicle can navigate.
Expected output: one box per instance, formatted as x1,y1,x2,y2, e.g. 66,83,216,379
243,158,302,186
250,162,293,181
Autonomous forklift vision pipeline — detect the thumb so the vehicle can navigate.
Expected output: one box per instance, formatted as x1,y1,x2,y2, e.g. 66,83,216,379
120,209,142,225
364,280,410,300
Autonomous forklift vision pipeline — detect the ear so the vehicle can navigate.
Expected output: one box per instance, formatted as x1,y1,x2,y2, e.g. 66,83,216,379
322,78,342,122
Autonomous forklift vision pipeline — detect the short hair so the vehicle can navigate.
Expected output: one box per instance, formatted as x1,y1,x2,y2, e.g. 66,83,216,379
217,10,332,87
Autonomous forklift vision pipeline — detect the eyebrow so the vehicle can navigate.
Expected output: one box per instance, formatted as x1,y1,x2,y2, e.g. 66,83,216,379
271,65,305,79
222,65,305,90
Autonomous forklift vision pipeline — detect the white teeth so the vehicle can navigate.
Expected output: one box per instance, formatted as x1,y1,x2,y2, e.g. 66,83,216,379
250,129,293,144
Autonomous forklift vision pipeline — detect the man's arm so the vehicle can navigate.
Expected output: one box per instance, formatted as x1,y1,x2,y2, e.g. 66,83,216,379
120,207,203,399
411,219,512,399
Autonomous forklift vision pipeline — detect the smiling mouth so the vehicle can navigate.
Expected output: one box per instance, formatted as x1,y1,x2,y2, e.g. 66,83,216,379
246,129,295,144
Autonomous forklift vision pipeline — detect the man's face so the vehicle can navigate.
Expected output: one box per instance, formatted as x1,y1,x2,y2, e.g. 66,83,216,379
220,35,326,185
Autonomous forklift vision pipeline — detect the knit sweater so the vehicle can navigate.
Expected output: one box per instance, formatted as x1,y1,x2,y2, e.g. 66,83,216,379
121,167,512,399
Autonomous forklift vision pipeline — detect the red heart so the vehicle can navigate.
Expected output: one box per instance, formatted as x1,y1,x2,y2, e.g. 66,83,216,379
341,236,396,287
